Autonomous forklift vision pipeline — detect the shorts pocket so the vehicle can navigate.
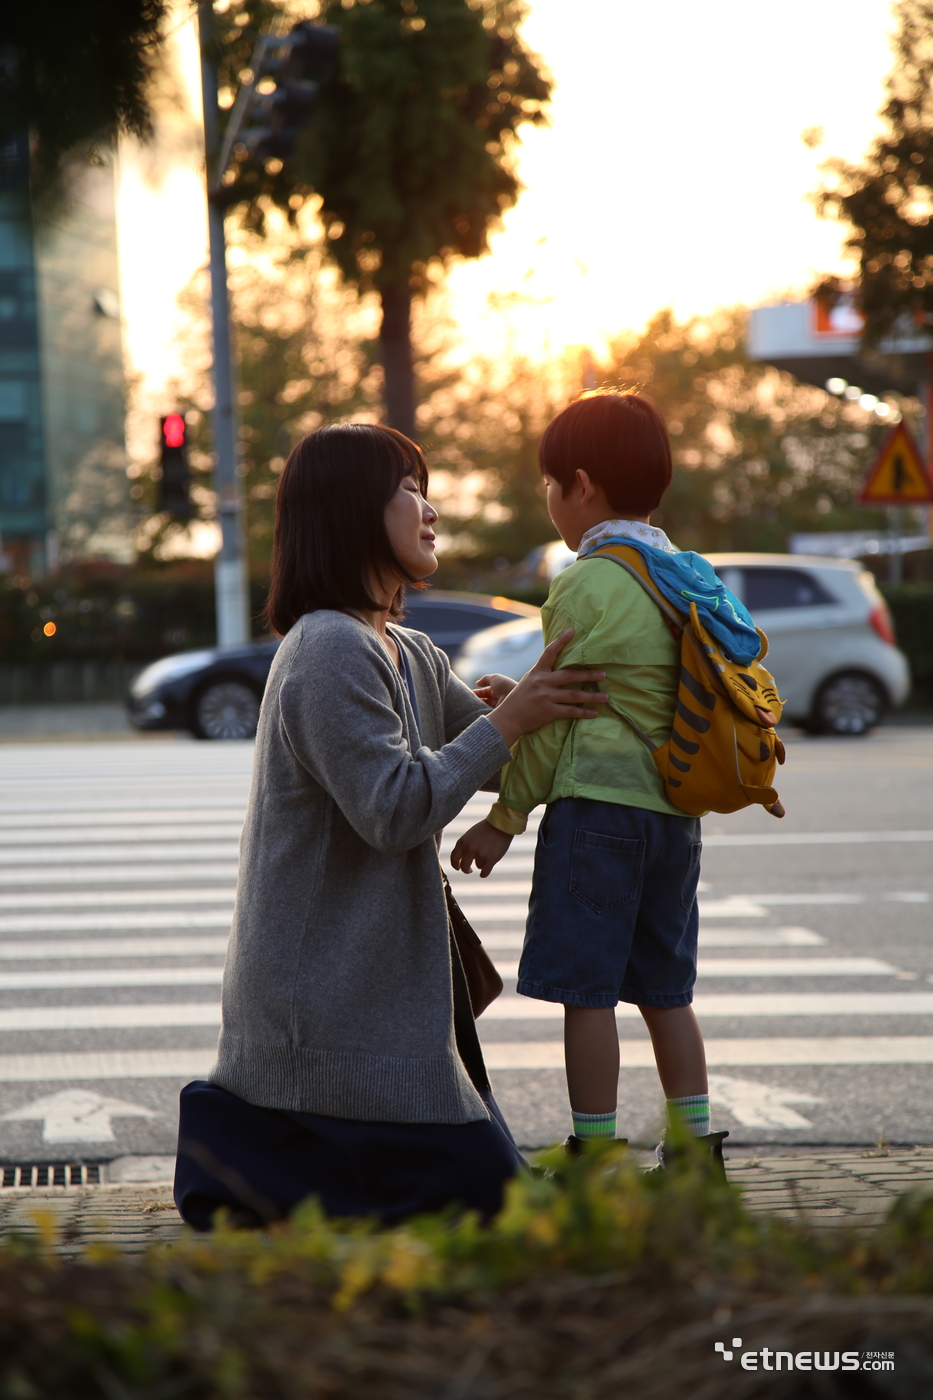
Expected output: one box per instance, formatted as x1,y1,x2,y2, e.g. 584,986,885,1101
680,841,703,911
569,831,645,914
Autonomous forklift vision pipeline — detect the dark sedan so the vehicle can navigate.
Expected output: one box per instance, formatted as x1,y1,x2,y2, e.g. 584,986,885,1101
126,590,540,740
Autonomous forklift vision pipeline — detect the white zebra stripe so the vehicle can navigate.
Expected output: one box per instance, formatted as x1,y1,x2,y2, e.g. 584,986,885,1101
2,1037,933,1081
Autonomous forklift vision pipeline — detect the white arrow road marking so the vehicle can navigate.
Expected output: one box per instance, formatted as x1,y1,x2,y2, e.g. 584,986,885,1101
708,1074,822,1128
1,1088,157,1143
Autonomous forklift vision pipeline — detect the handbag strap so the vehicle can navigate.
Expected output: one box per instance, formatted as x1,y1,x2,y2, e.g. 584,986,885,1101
448,923,491,1093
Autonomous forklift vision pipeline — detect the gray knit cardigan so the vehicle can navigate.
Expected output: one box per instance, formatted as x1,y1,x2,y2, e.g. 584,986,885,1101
209,609,512,1124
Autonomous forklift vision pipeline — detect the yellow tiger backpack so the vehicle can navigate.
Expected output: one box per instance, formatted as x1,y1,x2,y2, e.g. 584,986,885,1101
589,545,787,819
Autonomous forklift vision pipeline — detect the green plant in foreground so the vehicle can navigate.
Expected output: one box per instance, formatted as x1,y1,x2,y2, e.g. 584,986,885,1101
4,1144,933,1397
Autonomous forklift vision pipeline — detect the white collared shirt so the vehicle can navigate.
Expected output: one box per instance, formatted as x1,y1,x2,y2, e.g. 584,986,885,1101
577,518,679,558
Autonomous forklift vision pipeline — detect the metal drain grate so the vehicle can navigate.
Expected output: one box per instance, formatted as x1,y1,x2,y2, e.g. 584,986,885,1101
0,1162,102,1189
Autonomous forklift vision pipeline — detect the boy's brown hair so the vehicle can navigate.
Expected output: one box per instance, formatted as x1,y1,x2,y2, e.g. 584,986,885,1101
539,391,672,516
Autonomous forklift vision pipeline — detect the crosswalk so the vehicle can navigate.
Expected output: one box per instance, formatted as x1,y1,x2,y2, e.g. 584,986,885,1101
0,745,248,1153
0,740,931,1154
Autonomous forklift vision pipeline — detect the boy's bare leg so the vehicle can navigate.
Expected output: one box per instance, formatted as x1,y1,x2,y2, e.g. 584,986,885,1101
639,1005,708,1099
564,1006,620,1113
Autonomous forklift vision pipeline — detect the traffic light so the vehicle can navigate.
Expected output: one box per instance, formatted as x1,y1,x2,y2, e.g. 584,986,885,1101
242,22,340,164
157,413,192,519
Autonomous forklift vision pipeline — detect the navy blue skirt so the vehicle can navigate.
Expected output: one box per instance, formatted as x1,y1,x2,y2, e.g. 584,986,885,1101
174,1079,524,1230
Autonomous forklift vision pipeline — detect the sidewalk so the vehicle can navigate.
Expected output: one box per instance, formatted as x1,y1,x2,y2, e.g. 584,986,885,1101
727,1145,933,1225
2,1148,933,1253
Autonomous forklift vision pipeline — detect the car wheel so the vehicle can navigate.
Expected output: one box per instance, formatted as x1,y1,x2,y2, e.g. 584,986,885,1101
190,678,261,740
811,672,888,736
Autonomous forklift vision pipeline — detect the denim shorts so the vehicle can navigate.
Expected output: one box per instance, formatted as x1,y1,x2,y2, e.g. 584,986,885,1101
516,797,702,1009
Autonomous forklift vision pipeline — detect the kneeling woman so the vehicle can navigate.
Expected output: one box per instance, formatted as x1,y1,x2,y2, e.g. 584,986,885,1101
174,423,607,1228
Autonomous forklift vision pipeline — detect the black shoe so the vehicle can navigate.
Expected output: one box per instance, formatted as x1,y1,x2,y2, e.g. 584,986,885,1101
563,1134,628,1156
653,1130,729,1182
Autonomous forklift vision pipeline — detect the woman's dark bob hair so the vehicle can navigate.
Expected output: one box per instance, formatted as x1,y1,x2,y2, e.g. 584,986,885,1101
539,390,672,516
264,423,429,637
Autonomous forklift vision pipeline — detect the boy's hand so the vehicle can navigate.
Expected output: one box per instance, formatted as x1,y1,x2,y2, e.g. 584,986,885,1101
473,673,518,708
450,820,513,877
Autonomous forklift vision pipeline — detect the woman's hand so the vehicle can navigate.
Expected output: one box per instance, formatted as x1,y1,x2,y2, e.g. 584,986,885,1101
451,820,513,877
485,628,608,748
473,673,518,708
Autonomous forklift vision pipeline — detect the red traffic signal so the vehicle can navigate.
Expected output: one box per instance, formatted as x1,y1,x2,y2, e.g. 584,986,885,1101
158,413,192,519
161,413,187,450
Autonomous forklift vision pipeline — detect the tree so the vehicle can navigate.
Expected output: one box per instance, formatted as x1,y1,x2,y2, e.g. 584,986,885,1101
0,1,167,201
616,312,891,554
224,0,550,439
816,1,933,341
423,311,894,588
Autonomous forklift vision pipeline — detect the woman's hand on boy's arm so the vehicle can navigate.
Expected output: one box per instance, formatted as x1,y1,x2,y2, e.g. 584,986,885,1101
485,628,607,748
450,820,513,878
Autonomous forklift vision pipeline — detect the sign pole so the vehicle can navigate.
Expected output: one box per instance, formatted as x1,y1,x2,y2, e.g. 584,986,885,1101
888,506,902,585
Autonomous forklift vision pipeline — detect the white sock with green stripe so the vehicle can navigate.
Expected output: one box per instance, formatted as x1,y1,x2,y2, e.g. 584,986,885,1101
571,1110,617,1140
667,1095,710,1137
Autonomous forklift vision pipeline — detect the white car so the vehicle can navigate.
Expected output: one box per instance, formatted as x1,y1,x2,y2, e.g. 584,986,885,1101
453,551,910,736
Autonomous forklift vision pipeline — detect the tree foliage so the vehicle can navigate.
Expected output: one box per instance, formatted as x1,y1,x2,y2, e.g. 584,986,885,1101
297,0,550,290
427,311,895,585
150,232,895,588
613,312,891,555
0,1,168,193
816,0,933,341
219,1,549,281
215,0,550,436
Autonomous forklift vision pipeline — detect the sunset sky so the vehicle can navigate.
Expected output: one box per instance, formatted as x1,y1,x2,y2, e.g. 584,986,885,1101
115,0,897,409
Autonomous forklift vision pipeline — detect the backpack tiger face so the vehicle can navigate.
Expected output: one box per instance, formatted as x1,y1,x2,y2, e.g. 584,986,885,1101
702,624,783,730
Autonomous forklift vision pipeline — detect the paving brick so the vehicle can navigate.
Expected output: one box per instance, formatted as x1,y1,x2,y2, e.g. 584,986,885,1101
2,1150,933,1249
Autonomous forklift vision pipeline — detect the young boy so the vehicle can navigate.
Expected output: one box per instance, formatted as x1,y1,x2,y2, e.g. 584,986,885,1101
452,391,720,1161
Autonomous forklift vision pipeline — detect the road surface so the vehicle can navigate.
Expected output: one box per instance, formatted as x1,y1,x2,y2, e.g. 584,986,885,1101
0,724,930,1173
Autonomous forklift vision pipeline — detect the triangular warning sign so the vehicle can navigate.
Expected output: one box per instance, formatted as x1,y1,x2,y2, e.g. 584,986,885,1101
859,423,933,504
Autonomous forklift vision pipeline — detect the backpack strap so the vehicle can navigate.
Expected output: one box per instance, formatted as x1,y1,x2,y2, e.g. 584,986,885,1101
588,545,733,707
587,547,684,632
579,547,680,755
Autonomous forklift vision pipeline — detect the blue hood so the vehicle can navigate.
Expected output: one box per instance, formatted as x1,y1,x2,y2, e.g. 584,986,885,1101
587,536,761,665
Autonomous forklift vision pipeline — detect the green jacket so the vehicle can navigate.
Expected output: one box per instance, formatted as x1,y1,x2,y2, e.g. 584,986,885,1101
487,555,684,835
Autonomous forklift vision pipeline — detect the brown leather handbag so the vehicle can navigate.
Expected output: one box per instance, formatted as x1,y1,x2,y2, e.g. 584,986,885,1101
442,870,503,1017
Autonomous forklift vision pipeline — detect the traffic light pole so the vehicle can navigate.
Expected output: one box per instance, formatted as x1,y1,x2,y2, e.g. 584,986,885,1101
198,0,250,649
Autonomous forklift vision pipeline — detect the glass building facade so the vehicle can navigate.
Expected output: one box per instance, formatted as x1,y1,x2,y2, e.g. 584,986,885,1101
0,137,128,575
